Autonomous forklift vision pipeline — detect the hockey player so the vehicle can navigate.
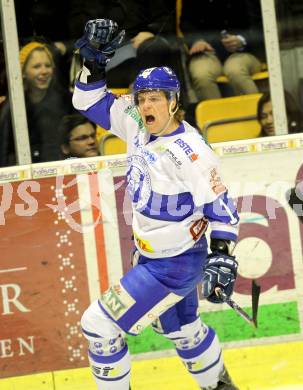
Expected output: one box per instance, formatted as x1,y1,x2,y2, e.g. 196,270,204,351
73,19,240,390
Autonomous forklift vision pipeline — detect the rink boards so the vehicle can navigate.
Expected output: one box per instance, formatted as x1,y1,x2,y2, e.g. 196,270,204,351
0,133,303,387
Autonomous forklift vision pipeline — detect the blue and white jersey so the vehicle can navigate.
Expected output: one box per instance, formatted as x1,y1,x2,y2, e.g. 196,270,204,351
73,79,239,258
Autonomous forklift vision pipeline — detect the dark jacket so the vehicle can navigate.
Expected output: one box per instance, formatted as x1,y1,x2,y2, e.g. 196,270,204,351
14,0,71,42
0,83,73,167
68,0,176,42
180,0,266,62
112,0,176,41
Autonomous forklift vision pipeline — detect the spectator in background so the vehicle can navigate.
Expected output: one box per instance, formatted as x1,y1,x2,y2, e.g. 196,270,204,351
0,41,73,167
180,0,266,101
105,0,177,88
59,114,99,158
14,0,109,89
257,93,274,136
257,92,303,136
14,0,72,88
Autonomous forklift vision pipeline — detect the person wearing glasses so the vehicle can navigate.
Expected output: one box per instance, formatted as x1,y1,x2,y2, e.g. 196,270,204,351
59,113,100,158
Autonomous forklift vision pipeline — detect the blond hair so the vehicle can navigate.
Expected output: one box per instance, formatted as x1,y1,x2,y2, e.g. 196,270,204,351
19,42,54,71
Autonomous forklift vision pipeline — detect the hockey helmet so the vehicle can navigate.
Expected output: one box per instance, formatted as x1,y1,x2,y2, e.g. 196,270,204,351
133,67,180,102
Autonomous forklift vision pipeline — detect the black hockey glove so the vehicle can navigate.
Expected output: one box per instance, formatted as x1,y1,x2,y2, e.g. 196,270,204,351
201,251,238,304
75,19,125,67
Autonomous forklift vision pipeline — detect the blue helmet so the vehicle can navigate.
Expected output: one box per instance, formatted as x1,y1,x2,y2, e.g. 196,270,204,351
133,67,180,95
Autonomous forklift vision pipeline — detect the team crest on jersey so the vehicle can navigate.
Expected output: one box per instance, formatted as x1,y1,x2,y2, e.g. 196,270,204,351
126,155,152,210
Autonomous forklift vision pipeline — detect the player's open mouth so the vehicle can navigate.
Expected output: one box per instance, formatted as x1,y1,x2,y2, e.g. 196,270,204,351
145,115,155,124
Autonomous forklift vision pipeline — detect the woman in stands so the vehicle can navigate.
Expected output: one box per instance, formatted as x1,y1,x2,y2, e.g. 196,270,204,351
0,41,73,166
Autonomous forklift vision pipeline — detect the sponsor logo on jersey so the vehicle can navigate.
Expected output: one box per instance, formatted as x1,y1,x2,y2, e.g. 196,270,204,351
189,153,199,161
165,148,182,169
134,231,154,253
124,105,145,131
100,284,135,320
210,168,226,195
183,360,204,372
174,138,199,162
92,365,122,378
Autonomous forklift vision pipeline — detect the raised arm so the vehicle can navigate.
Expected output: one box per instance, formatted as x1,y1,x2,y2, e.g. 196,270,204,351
72,19,126,132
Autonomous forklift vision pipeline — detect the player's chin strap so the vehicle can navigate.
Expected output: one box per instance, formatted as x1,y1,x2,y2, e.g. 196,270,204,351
152,100,179,137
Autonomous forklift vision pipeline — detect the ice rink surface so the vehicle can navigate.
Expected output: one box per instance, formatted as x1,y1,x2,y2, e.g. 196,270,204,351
1,340,302,390
131,340,303,390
